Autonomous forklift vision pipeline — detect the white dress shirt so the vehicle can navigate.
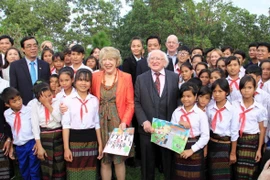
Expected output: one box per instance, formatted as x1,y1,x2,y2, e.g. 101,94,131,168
62,92,100,130
0,77,9,93
259,79,270,94
151,69,165,97
171,104,210,152
239,66,246,78
2,66,9,81
70,63,93,73
4,105,34,146
30,98,62,140
232,99,267,135
206,100,239,141
226,76,242,102
55,87,76,102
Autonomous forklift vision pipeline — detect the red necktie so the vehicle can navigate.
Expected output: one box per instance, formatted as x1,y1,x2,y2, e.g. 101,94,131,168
211,107,226,131
229,78,240,90
77,97,88,121
13,112,21,135
155,72,161,95
176,68,181,75
260,82,264,89
239,106,253,137
45,107,50,125
180,109,194,137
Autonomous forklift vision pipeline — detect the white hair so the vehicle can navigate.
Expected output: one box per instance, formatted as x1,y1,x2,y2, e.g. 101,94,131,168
166,34,179,43
147,50,169,68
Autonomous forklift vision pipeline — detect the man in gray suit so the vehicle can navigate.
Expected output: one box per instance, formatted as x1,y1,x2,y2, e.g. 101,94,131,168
135,49,179,180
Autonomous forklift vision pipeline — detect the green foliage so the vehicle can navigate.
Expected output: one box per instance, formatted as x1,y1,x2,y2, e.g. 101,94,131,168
0,0,269,58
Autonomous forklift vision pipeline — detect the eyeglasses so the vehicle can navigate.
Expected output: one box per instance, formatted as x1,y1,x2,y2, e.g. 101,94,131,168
149,56,164,61
178,52,189,56
25,44,38,49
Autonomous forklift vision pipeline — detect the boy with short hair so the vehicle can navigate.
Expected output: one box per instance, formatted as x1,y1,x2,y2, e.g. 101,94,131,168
2,87,40,180
233,50,246,77
221,46,234,57
70,44,92,73
52,52,65,75
63,48,72,67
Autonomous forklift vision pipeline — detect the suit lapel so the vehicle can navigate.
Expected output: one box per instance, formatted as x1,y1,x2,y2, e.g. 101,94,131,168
21,58,32,84
165,70,172,116
37,59,42,79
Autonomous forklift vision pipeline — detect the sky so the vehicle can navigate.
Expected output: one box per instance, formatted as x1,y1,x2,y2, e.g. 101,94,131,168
120,0,270,16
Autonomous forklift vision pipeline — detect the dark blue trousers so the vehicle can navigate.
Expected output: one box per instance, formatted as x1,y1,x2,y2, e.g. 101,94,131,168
15,139,40,180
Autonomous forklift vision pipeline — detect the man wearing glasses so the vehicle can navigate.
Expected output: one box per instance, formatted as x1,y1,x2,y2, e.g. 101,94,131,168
10,36,50,105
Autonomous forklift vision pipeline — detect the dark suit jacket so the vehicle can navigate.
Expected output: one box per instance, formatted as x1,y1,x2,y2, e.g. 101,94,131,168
166,57,178,71
135,69,179,135
122,55,140,85
136,58,150,77
10,58,50,105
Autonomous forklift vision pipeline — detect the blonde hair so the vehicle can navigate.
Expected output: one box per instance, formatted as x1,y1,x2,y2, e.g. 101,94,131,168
99,47,122,67
209,48,224,68
40,40,53,51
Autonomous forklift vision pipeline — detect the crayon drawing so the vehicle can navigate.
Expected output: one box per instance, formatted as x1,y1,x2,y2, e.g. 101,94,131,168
151,118,190,154
103,128,134,156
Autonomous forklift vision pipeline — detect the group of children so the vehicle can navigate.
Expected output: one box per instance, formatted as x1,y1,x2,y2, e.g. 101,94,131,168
170,52,270,179
0,67,103,180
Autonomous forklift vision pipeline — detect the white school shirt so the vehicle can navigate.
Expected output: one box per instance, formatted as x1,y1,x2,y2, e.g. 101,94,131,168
70,64,93,73
239,66,246,78
55,87,76,102
226,76,242,102
4,105,34,146
232,99,267,135
2,66,10,81
30,98,62,140
171,104,210,152
255,88,270,142
0,77,9,93
62,92,100,130
206,100,239,141
259,79,270,94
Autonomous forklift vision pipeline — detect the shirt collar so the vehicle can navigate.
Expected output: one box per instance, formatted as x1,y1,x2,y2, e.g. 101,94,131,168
180,104,201,114
72,91,95,101
210,100,232,111
25,57,37,64
133,55,141,61
166,51,177,57
7,105,27,115
239,99,260,109
151,68,165,76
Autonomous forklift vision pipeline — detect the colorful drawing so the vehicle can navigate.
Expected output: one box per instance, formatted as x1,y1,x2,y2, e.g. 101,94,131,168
103,128,134,156
151,118,190,154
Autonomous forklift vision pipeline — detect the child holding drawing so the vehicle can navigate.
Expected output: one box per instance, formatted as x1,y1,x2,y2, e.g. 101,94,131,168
171,82,209,179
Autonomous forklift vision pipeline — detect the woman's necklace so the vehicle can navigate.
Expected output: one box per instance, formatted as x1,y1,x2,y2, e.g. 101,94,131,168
102,70,118,91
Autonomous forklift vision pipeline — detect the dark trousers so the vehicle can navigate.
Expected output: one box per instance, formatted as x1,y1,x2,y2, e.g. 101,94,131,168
15,139,40,180
140,134,172,180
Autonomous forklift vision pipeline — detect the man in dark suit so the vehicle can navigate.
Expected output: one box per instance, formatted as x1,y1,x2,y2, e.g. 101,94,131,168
136,35,161,76
165,34,179,72
10,36,50,105
135,49,179,180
